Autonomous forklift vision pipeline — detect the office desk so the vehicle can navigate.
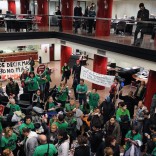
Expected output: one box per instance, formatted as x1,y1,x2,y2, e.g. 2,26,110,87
4,18,33,32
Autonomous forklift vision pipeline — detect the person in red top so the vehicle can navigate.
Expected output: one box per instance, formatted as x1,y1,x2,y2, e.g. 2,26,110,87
109,78,119,102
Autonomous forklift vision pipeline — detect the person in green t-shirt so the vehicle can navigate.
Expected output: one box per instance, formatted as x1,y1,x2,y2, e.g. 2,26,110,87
8,98,21,116
88,88,100,110
33,135,57,156
1,127,17,154
44,96,57,119
76,79,88,105
19,115,34,136
25,72,39,102
64,98,76,113
53,114,68,131
36,71,47,97
116,102,130,145
57,82,69,107
125,126,142,151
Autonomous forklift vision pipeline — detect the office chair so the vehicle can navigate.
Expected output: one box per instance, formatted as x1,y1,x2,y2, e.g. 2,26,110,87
116,21,127,36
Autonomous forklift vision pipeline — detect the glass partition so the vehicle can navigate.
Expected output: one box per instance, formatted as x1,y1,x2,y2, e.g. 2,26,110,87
0,14,156,51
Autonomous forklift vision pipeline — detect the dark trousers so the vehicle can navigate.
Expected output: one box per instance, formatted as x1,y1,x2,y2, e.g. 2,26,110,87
74,20,81,33
28,91,36,103
74,87,78,100
79,95,87,105
58,20,62,32
134,24,145,42
151,27,156,40
88,19,94,33
61,75,68,84
120,122,130,145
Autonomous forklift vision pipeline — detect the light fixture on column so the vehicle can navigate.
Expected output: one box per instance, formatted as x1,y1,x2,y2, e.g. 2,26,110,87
66,1,69,8
104,0,108,10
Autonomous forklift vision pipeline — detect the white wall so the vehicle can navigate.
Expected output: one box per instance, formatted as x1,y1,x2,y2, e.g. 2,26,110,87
112,0,156,19
0,1,8,14
15,0,21,15
38,44,50,63
54,43,61,60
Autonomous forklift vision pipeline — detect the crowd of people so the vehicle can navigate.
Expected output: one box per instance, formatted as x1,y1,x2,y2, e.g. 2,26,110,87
0,58,156,156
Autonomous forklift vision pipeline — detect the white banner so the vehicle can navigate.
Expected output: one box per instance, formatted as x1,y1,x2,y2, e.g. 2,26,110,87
0,60,30,79
80,66,115,87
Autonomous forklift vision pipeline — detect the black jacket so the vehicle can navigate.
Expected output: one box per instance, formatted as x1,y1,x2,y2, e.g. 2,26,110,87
74,6,82,17
6,82,20,96
119,93,136,118
134,85,146,100
74,145,90,156
137,8,149,21
55,10,62,19
89,130,104,154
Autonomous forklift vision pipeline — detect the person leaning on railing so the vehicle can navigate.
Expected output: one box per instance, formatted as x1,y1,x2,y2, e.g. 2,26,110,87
133,3,149,45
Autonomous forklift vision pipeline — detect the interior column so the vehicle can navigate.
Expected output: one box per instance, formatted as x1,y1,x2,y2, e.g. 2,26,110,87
92,54,108,90
144,70,156,110
37,0,48,26
61,0,73,31
60,45,72,72
20,0,29,14
8,1,16,14
96,0,113,36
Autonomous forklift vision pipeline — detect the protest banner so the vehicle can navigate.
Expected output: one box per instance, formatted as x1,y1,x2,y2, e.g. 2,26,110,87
80,66,115,87
0,60,30,80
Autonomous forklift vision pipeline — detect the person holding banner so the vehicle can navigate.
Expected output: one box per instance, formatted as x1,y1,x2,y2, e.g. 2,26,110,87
6,78,20,101
109,78,119,103
25,72,39,103
29,57,35,72
76,79,88,105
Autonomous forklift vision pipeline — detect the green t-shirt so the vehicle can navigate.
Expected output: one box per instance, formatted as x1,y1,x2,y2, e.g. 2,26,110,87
1,133,17,151
33,144,57,156
76,84,88,98
25,76,39,91
125,130,142,150
116,108,130,122
19,122,35,135
65,103,76,112
36,75,46,85
49,102,55,109
9,104,21,116
53,121,68,130
88,92,100,108
57,86,68,102
0,116,2,133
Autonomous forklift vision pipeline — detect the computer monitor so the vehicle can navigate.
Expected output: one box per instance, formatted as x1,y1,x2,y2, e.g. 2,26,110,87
27,10,31,15
6,11,11,14
110,63,116,68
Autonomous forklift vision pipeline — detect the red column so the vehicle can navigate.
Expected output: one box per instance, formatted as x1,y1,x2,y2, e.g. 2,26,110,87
96,0,113,37
61,45,72,72
61,0,73,31
8,1,16,14
20,0,29,14
144,70,156,110
37,0,48,26
92,55,108,90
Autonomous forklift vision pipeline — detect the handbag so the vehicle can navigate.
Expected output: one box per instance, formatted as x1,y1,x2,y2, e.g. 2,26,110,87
11,113,21,122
